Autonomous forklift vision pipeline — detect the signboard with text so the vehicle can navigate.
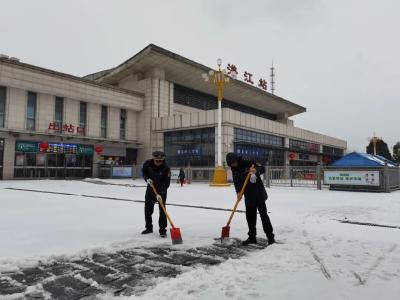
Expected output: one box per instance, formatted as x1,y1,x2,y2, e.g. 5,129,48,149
48,122,85,135
112,167,132,178
324,171,380,186
170,169,180,180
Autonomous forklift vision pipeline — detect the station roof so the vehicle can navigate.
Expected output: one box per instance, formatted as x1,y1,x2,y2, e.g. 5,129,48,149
90,44,306,117
332,152,398,167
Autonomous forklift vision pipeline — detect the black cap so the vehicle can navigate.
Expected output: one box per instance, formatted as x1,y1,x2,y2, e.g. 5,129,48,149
226,152,238,166
152,150,165,159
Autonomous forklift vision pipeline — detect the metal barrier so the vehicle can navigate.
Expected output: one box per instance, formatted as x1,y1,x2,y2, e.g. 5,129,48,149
167,165,400,192
186,167,214,182
266,165,321,188
387,167,400,190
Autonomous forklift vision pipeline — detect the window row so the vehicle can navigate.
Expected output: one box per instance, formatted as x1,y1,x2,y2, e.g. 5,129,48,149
164,128,216,167
174,84,277,121
234,128,284,147
0,86,128,140
322,145,344,156
289,139,320,153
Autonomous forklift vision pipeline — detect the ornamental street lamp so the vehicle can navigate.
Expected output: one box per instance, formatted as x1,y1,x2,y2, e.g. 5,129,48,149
202,59,235,186
369,134,381,155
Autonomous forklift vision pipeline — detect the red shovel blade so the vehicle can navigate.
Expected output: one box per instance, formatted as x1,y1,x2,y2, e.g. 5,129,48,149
221,225,230,239
170,227,183,245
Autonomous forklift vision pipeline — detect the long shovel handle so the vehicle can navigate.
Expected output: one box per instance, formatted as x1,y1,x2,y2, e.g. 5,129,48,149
150,183,176,229
226,164,254,226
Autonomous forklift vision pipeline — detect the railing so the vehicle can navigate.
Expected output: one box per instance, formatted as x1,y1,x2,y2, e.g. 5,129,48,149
181,164,399,192
13,166,92,179
267,166,319,188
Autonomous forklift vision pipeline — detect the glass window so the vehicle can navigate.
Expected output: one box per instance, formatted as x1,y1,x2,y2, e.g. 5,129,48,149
79,102,87,136
120,109,126,140
0,86,5,128
290,139,319,153
174,84,277,121
100,105,108,138
55,97,63,129
26,153,36,166
164,127,215,167
26,92,37,130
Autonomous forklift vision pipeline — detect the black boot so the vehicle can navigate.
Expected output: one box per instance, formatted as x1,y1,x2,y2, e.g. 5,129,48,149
141,228,153,234
242,237,257,246
159,230,167,238
267,235,275,245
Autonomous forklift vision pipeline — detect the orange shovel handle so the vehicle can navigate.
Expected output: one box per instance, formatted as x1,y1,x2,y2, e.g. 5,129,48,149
150,182,176,229
226,164,255,226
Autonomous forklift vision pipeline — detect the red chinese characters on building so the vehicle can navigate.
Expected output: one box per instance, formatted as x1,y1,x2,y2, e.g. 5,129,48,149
48,122,60,131
63,124,75,133
258,78,267,91
48,122,85,135
243,71,254,84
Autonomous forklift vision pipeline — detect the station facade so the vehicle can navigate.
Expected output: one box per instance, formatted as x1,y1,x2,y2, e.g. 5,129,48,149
0,44,346,179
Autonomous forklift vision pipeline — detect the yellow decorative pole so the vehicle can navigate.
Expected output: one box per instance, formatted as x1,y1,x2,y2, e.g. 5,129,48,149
202,58,231,186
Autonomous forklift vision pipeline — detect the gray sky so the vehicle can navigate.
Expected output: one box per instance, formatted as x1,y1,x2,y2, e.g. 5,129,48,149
1,0,399,152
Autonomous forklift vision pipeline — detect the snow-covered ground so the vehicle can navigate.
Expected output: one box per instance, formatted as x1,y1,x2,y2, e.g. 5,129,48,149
0,179,399,299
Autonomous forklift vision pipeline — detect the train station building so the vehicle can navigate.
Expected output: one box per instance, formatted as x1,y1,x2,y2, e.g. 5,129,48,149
0,44,346,180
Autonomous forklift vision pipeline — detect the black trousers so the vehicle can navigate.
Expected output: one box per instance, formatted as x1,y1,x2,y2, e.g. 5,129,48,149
245,198,274,239
144,192,167,233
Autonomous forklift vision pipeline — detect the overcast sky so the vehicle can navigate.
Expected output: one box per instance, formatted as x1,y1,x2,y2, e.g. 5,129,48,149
1,0,399,152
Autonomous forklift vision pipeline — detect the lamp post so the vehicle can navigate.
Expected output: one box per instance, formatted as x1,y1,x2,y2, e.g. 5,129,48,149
369,134,381,155
202,59,234,186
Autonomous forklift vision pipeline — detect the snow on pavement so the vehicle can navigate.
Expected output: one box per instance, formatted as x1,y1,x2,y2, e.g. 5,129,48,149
0,179,399,299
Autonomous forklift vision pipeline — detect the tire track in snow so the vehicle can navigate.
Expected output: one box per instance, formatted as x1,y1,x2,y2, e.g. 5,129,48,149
359,244,398,285
302,230,332,280
306,242,332,280
4,187,246,213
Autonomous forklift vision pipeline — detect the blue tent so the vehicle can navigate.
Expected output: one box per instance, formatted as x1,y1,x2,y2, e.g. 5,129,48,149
332,152,397,167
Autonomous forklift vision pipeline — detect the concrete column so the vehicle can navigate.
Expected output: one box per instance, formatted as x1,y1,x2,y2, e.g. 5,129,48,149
136,78,154,167
107,107,120,140
222,125,234,167
284,137,290,178
92,152,101,178
7,88,26,130
319,144,324,164
64,98,79,127
38,94,54,131
3,136,15,179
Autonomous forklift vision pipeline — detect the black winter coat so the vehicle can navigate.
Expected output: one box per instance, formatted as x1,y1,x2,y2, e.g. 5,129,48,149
143,159,171,198
230,157,268,204
179,169,185,180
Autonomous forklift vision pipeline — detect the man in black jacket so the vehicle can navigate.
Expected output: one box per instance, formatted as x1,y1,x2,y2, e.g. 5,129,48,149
226,152,275,245
141,151,171,237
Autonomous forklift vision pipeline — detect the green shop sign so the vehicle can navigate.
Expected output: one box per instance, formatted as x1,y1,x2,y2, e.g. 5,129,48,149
15,141,39,152
77,145,93,155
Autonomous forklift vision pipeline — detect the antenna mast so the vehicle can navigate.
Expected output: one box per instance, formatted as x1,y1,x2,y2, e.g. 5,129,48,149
270,61,275,94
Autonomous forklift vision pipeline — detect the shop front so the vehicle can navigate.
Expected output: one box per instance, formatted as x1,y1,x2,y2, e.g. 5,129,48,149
0,138,4,179
14,140,93,179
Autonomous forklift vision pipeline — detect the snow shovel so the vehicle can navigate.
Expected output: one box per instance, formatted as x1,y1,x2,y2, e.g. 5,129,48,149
149,183,183,245
221,165,254,239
